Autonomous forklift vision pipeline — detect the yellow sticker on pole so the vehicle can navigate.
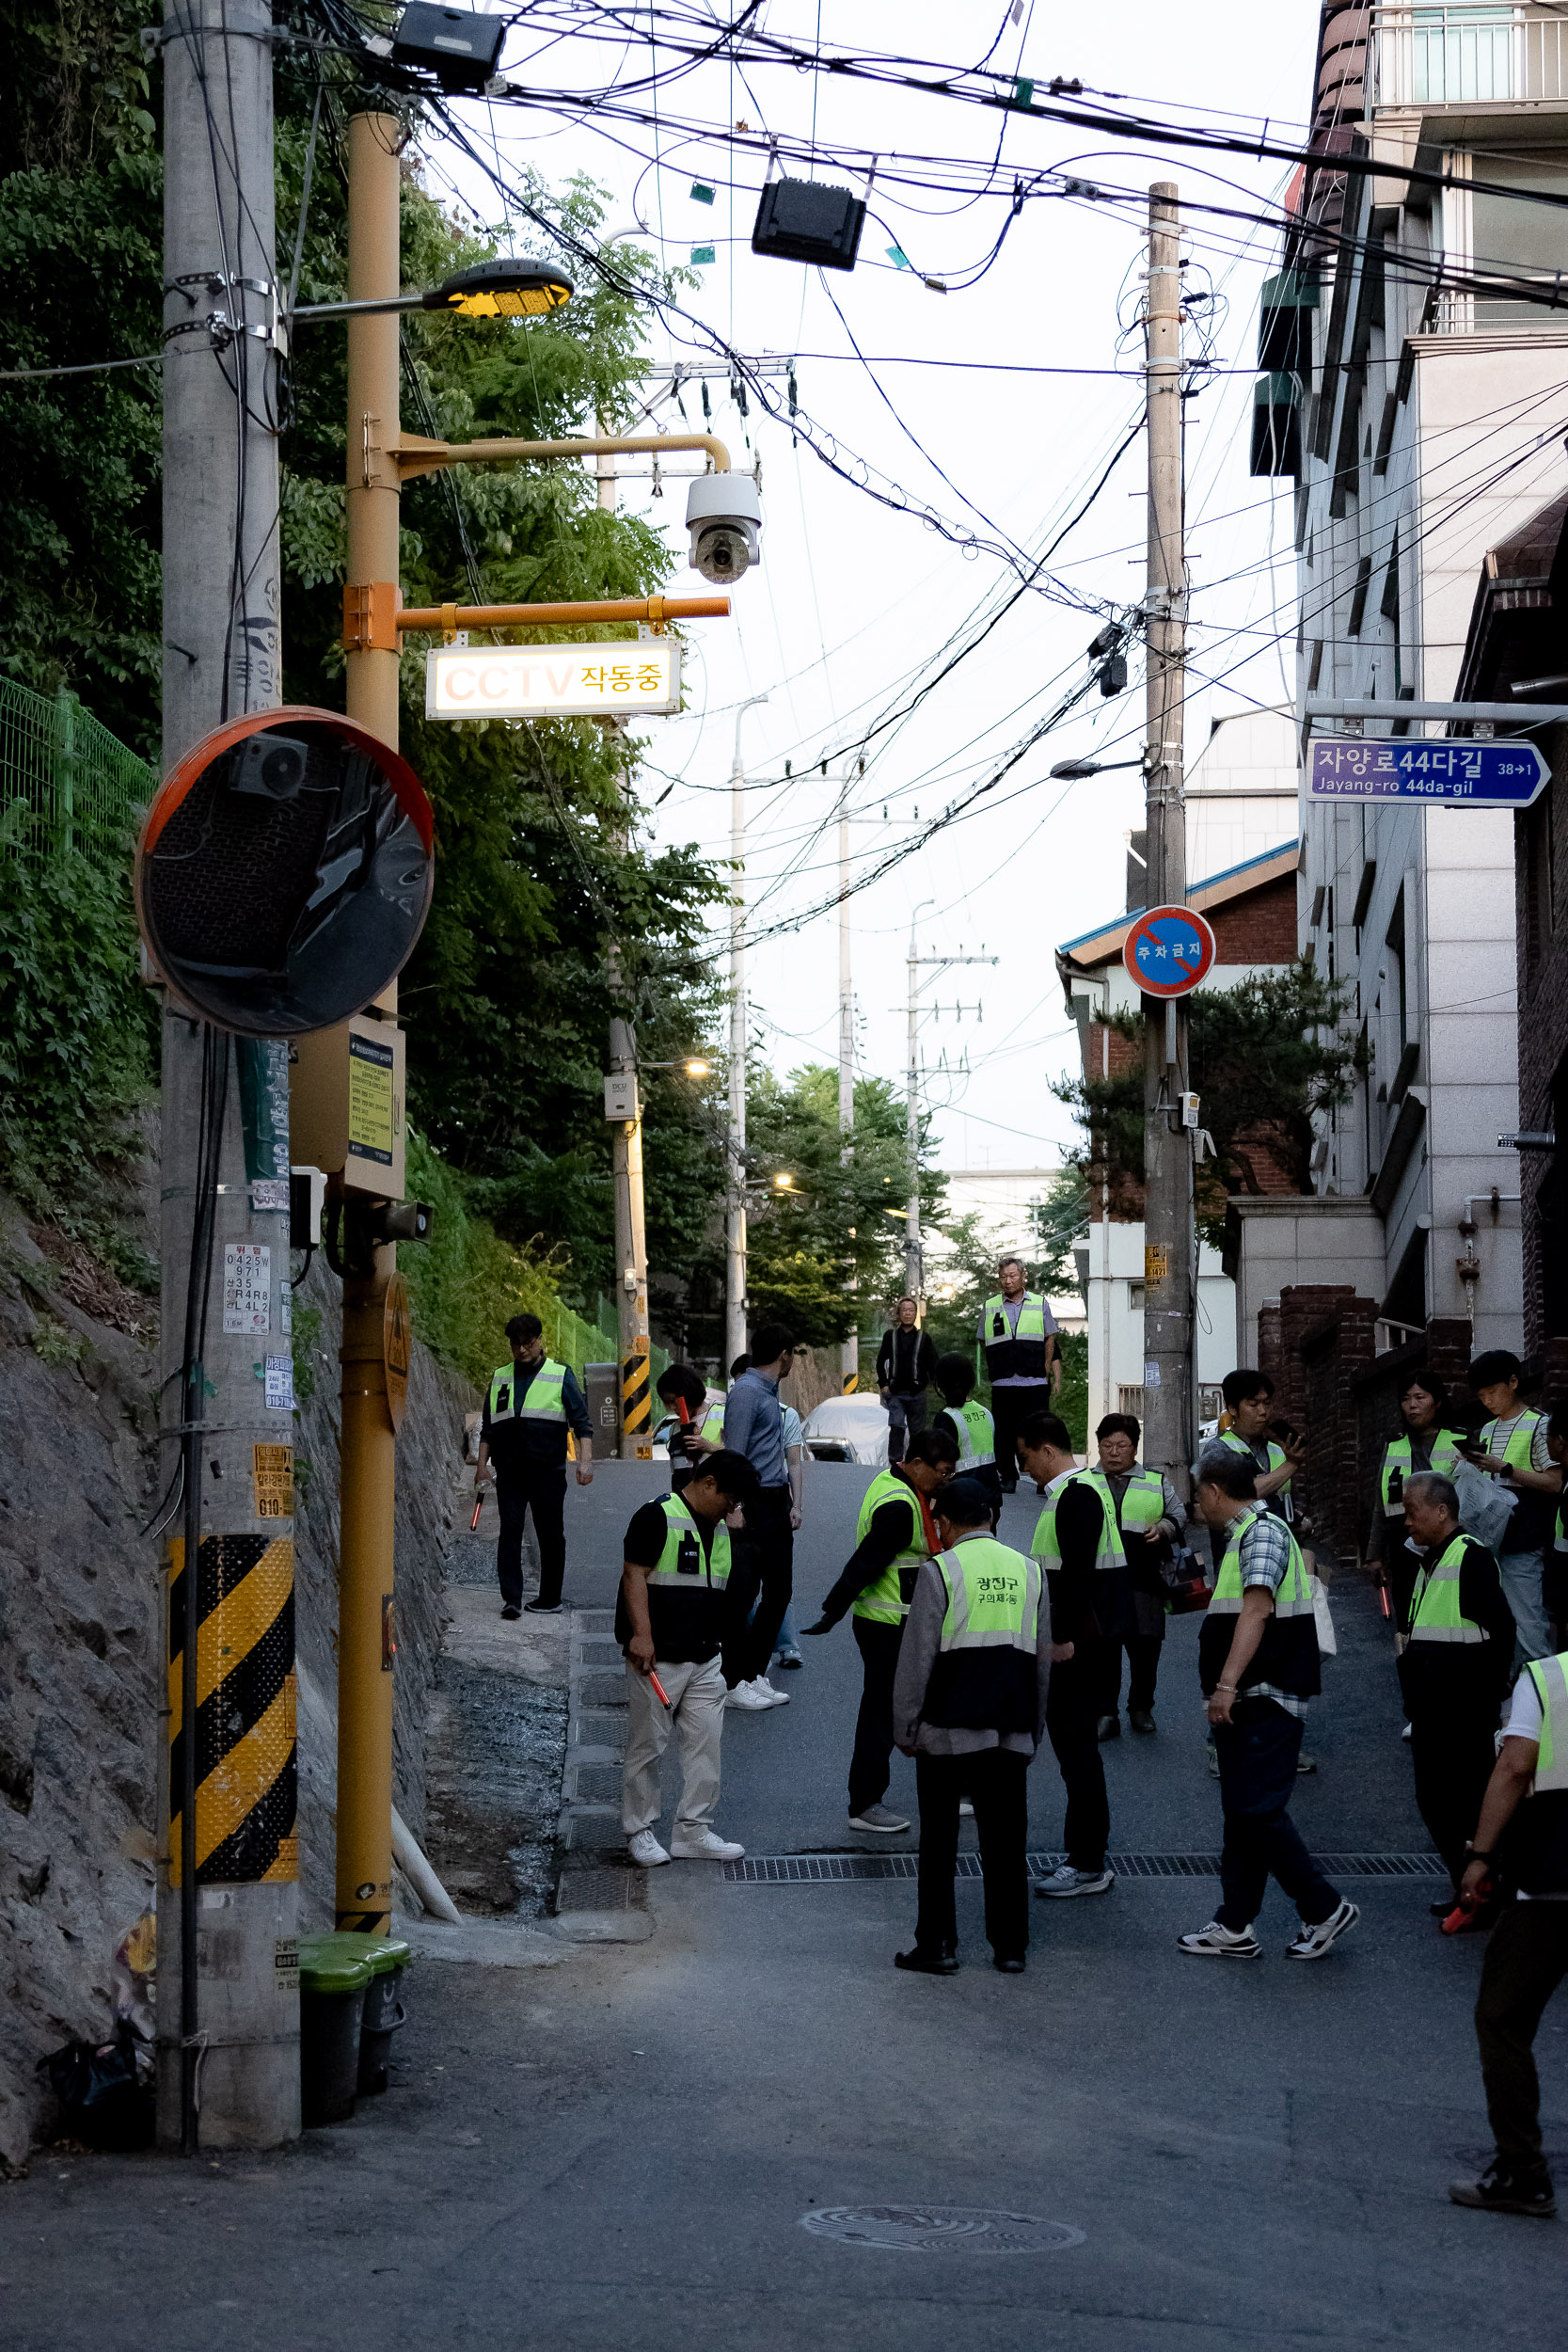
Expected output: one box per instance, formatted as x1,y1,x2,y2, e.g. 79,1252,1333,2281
1145,1244,1170,1284
252,1443,294,1519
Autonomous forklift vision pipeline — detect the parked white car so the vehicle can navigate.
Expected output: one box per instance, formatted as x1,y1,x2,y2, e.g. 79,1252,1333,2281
800,1395,890,1467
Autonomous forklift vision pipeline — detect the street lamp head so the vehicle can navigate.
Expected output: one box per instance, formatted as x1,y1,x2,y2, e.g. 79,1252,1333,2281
1050,758,1101,780
773,1171,794,1190
424,259,574,319
684,1057,712,1077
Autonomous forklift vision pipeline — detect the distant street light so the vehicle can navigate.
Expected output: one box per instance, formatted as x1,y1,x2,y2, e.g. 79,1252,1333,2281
684,1057,711,1078
773,1171,796,1190
1049,755,1145,780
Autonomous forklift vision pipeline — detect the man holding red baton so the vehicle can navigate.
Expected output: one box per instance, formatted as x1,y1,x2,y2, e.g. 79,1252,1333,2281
618,1450,758,1867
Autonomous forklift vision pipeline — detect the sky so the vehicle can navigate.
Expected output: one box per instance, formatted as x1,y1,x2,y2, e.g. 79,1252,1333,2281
429,2,1322,1210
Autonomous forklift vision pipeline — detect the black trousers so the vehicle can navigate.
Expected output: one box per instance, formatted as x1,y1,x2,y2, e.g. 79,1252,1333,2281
495,1465,566,1608
1099,1632,1164,1715
1476,1900,1568,2176
1402,1672,1502,1888
848,1616,905,1813
1213,1697,1338,1931
1043,1641,1110,1871
914,1749,1030,1961
724,1486,794,1685
885,1391,928,1464
990,1385,1053,1489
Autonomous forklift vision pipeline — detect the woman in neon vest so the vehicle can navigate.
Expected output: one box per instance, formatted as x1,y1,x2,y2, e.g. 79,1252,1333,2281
1366,1371,1467,1633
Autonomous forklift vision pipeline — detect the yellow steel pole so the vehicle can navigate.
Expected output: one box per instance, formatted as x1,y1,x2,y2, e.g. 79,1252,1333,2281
337,110,402,1934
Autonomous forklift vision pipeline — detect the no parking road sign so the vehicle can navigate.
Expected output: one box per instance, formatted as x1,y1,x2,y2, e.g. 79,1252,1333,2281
1123,904,1217,998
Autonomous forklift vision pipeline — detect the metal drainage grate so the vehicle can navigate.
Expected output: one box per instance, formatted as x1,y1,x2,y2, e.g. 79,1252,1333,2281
725,1851,1446,1884
555,1867,649,1915
801,2206,1085,2254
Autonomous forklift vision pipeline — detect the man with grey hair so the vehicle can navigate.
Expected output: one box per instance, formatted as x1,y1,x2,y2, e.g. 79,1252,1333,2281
1401,1470,1516,1905
978,1255,1060,1494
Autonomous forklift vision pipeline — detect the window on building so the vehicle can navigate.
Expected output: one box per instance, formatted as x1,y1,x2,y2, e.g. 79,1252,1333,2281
1386,889,1408,1048
1469,156,1568,329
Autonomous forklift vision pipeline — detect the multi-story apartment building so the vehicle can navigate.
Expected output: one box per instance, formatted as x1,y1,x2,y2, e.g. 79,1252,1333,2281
1233,0,1568,1375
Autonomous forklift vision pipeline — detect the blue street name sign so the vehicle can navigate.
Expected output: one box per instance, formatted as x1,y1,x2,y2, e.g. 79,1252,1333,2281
1307,736,1549,806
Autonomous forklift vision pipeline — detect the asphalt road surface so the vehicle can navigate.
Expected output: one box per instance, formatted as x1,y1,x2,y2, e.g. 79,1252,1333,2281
7,1459,1566,2351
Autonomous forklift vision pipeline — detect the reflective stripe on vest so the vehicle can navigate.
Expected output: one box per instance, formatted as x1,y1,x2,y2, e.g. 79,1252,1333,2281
1029,1471,1075,1567
982,1292,1046,1346
1071,1469,1133,1574
938,1401,995,1470
1480,1410,1545,1473
1217,1428,1290,1495
934,1537,1039,1655
852,1467,930,1624
1209,1508,1313,1619
1528,1653,1568,1791
487,1358,568,1424
1408,1532,1487,1645
646,1493,731,1591
1380,1431,1465,1516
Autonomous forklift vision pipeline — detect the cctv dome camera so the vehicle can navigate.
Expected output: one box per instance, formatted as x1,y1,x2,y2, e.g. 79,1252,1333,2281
685,473,762,586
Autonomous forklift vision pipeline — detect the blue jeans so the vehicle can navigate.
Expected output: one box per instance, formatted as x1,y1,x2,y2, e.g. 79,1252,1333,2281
746,1592,799,1658
1499,1549,1552,1668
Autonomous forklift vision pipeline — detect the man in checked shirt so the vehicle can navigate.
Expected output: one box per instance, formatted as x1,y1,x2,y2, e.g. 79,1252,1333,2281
1178,1446,1358,1963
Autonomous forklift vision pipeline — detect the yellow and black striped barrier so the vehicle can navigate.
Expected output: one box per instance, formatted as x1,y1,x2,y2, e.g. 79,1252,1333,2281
842,1373,859,1393
167,1533,297,1884
621,1337,652,1437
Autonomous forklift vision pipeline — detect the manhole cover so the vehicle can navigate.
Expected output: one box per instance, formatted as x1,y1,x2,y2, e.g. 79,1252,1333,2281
801,2205,1084,2254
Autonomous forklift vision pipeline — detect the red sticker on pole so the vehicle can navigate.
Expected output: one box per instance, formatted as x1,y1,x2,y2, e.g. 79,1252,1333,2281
1122,903,1217,999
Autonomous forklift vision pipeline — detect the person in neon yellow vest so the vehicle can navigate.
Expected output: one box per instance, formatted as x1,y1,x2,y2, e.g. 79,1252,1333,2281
1399,1472,1514,1902
889,1477,1056,1974
618,1451,758,1867
1178,1445,1358,1963
1457,1348,1563,1667
932,1350,1002,1526
1367,1371,1468,1634
475,1311,594,1617
1085,1411,1184,1738
1449,1643,1568,2217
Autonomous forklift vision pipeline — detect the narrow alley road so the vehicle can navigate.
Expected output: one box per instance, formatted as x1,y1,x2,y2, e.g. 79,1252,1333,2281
5,1463,1564,2351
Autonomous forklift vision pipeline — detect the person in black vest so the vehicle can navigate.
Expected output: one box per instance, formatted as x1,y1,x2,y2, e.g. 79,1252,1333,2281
1399,1472,1514,1908
891,1477,1055,1974
1179,1446,1357,1963
876,1296,939,1464
475,1313,594,1618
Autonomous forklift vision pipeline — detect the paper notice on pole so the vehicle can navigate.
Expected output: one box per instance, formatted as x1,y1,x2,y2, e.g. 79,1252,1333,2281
252,1443,294,1518
1143,1361,1161,1388
264,1356,294,1411
223,1242,271,1334
347,1030,396,1168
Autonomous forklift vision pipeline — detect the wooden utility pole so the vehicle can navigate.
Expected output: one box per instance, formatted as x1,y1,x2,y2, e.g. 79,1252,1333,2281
1140,181,1194,1495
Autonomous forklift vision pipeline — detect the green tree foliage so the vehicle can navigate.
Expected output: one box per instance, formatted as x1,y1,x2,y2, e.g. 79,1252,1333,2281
0,817,156,1225
0,0,162,748
1028,1167,1090,1294
1052,962,1369,1247
738,1066,945,1351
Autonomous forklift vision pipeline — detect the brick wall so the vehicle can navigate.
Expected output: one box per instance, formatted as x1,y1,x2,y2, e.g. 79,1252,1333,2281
1255,1282,1378,1565
1207,872,1298,966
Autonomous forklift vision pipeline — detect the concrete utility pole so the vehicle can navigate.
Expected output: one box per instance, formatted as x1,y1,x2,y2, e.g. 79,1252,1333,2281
838,775,858,1392
594,430,653,1453
1140,179,1194,1495
157,0,298,2149
904,909,928,1306
336,111,404,1936
725,694,768,1371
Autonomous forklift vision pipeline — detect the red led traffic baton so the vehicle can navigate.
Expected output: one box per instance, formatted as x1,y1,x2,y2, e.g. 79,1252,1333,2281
649,1670,672,1708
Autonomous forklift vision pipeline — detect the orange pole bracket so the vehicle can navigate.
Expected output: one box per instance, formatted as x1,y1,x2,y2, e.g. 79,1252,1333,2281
390,593,732,634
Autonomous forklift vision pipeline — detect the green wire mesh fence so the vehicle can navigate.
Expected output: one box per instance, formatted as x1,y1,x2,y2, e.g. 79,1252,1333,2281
0,676,155,866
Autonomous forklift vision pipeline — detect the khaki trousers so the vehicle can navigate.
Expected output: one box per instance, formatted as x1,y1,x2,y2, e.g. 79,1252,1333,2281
621,1654,726,1836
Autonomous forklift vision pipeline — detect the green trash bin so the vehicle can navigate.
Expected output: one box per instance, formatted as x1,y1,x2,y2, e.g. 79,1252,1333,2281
356,1935,414,2096
297,1937,374,2127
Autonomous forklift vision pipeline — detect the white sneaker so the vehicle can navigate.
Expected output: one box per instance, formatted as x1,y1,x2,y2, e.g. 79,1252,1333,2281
627,1830,670,1867
958,1801,974,1820
751,1676,789,1707
670,1828,745,1861
1285,1899,1360,1961
725,1680,773,1710
1178,1918,1262,1961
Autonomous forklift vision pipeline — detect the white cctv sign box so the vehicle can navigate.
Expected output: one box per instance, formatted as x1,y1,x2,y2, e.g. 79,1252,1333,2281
425,642,682,722
604,1072,641,1121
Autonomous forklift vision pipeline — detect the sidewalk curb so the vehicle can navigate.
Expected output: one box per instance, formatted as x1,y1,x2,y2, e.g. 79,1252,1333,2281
555,1608,652,1940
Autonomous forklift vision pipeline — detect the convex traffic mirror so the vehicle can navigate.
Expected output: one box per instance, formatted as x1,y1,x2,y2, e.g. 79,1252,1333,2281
135,707,435,1036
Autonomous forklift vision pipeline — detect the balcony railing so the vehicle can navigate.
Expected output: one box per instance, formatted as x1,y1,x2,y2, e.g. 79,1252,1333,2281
1372,5,1568,108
